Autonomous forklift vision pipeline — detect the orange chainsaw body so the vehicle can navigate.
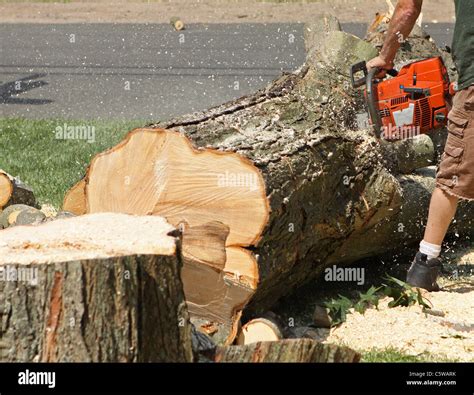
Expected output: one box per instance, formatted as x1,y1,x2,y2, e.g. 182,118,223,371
351,57,452,138
373,57,451,135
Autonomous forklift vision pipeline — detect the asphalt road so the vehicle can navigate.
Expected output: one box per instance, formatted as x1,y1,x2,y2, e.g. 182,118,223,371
0,23,454,120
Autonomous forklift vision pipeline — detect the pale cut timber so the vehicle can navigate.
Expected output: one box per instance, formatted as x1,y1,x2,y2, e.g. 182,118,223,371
236,317,284,345
0,171,13,208
215,339,361,363
63,178,87,215
180,221,256,346
0,213,193,362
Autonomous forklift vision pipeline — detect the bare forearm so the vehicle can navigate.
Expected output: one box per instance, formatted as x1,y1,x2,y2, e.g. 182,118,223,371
380,0,423,63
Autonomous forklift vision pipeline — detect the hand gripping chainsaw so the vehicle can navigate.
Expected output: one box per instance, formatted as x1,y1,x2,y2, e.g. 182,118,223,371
350,57,454,139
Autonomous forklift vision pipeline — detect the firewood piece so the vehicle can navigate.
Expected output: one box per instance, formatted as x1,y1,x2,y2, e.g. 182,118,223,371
0,213,193,363
0,171,12,208
215,339,361,363
0,170,36,209
170,17,185,31
12,206,46,227
0,204,39,229
237,316,285,345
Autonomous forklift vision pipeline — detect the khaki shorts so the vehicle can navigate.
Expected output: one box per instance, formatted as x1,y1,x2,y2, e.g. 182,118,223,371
436,85,474,201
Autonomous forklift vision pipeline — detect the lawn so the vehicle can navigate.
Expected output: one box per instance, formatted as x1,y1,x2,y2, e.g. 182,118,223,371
0,118,146,209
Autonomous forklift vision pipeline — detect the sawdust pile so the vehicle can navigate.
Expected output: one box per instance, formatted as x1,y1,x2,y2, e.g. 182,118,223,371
323,249,474,362
326,286,473,361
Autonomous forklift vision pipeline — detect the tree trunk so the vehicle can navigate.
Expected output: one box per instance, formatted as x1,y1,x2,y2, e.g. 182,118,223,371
0,213,193,362
62,17,474,343
214,339,360,363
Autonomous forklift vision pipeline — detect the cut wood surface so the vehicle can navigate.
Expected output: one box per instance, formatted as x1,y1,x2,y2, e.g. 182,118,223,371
0,213,193,362
0,170,36,210
236,317,284,345
215,339,361,363
62,178,86,215
63,15,474,345
0,171,13,208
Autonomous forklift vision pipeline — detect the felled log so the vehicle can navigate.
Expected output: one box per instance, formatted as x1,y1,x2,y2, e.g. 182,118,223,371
0,204,45,229
215,339,360,363
236,313,286,345
0,170,36,210
63,15,474,344
0,213,193,362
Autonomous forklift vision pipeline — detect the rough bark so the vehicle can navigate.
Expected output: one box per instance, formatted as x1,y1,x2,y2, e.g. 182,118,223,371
0,213,193,362
215,339,360,363
0,204,45,229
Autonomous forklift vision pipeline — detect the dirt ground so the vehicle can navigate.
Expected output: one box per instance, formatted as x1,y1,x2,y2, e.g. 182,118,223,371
0,0,456,24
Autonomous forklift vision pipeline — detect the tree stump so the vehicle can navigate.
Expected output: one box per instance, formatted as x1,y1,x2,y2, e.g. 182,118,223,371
0,213,193,362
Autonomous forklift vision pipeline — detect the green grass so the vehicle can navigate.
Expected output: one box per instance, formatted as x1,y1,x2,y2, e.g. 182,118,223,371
0,118,147,209
362,348,459,363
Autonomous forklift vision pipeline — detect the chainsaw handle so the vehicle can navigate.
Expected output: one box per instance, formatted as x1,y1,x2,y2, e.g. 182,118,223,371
350,61,398,89
350,61,368,88
366,67,383,138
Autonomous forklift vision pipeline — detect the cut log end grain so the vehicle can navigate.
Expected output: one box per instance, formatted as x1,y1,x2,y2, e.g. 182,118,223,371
0,171,13,208
236,317,284,345
0,170,36,209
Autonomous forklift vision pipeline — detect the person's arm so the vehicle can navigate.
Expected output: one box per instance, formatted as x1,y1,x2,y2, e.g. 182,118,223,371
367,0,423,76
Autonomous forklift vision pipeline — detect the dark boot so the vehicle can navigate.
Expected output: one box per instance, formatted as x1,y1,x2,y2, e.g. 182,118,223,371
406,252,441,291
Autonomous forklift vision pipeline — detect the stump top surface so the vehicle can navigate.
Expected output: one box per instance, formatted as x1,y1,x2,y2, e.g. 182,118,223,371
0,213,176,264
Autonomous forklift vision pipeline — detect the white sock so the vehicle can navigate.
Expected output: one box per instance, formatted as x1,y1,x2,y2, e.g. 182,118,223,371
419,240,442,260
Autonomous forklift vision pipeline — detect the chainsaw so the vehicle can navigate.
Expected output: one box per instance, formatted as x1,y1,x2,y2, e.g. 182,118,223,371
350,57,454,139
